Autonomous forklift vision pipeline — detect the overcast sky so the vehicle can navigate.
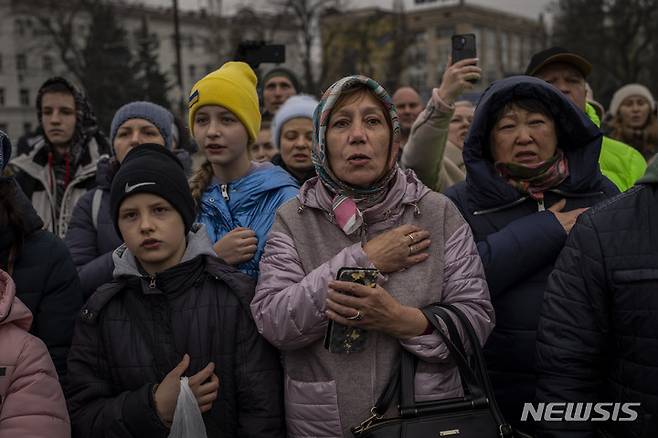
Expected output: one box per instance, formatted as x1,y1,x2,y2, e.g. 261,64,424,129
143,0,553,19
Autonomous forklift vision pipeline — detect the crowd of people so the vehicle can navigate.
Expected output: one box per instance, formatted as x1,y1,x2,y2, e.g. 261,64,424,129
0,45,656,438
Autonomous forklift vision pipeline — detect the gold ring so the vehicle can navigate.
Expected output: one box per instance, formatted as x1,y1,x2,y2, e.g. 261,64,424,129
408,233,415,243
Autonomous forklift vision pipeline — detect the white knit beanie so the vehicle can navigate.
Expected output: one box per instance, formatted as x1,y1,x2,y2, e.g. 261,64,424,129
609,84,655,116
271,95,318,149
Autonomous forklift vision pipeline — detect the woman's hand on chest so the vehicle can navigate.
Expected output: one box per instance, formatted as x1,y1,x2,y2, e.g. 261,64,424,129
363,224,431,273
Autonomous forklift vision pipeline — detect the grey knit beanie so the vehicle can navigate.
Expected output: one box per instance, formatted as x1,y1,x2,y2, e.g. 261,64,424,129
110,101,174,150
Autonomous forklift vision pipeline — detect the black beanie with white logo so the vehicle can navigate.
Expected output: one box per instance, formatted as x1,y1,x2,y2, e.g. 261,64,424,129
110,143,195,238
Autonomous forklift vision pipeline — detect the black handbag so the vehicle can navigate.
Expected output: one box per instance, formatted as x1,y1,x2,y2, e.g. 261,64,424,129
351,303,515,438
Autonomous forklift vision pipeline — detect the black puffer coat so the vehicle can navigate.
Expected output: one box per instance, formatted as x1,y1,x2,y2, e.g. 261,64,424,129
445,76,618,428
536,176,658,438
0,176,83,378
66,225,285,438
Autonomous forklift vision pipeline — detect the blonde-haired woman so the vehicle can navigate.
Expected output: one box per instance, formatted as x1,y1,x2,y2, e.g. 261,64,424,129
188,62,298,278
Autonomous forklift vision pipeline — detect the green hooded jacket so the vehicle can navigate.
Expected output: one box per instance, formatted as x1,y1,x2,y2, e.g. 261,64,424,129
586,103,647,191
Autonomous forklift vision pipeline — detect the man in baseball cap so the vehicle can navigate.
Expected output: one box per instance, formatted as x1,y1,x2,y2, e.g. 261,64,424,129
526,47,646,191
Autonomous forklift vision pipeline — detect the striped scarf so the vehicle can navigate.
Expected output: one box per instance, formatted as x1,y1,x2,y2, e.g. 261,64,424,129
312,75,400,234
495,149,569,201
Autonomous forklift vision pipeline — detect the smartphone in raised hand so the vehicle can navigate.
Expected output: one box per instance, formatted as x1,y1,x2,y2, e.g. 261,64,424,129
451,33,478,83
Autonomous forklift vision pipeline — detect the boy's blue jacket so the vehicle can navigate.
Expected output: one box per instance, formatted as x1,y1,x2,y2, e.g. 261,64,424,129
197,162,299,278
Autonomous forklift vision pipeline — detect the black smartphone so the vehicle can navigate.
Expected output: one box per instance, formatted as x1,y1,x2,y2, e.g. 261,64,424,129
451,33,477,62
234,41,286,68
323,267,379,354
451,33,477,83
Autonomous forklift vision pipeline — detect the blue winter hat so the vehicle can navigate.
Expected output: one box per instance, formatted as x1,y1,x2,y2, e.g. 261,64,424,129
110,101,174,150
0,130,11,171
271,94,318,149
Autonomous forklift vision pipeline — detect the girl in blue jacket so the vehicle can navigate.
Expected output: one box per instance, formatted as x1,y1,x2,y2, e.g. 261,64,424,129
188,62,299,279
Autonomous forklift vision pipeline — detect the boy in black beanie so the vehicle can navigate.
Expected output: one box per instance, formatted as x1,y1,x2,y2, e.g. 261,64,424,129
66,144,285,438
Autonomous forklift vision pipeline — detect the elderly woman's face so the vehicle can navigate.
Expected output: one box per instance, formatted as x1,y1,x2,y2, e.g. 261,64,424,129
326,91,391,187
619,95,651,129
490,104,557,165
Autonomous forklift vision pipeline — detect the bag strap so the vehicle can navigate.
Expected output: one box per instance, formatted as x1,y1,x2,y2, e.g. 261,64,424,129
371,356,401,417
428,305,481,390
371,304,482,416
439,304,513,436
91,188,103,230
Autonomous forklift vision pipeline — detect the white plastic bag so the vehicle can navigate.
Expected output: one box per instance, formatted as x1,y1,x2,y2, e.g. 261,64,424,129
168,377,208,438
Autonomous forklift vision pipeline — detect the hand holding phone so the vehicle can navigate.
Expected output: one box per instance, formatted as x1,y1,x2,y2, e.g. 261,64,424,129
451,34,478,84
324,268,379,354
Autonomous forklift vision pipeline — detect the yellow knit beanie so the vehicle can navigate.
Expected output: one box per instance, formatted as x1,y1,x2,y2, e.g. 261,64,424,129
188,62,261,143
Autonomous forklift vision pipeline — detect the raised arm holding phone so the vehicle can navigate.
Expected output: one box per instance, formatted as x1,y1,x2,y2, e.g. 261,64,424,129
401,35,481,192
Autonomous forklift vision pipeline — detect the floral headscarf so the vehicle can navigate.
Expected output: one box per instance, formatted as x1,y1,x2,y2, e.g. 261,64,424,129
312,75,401,234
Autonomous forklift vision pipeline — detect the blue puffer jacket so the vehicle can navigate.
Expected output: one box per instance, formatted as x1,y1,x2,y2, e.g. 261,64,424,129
445,76,619,429
197,162,298,278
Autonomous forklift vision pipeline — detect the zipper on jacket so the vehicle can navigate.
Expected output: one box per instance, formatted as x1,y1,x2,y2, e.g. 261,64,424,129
473,196,528,216
148,276,157,289
537,198,545,212
220,184,229,201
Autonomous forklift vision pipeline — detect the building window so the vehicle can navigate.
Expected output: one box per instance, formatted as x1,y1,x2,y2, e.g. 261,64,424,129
188,64,196,80
16,54,26,71
20,89,30,107
15,18,25,36
483,28,496,66
43,55,53,72
435,26,454,39
187,36,195,50
500,33,509,71
0,88,5,106
409,71,426,96
509,35,523,73
436,40,450,65
23,122,32,134
471,28,482,60
413,31,427,44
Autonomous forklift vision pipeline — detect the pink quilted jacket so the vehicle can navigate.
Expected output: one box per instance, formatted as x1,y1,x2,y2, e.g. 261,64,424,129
0,269,70,438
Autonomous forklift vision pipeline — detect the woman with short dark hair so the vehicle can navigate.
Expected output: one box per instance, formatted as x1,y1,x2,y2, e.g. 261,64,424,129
445,76,619,433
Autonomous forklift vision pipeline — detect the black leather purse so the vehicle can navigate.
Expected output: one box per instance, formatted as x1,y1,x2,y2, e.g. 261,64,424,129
351,303,515,438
